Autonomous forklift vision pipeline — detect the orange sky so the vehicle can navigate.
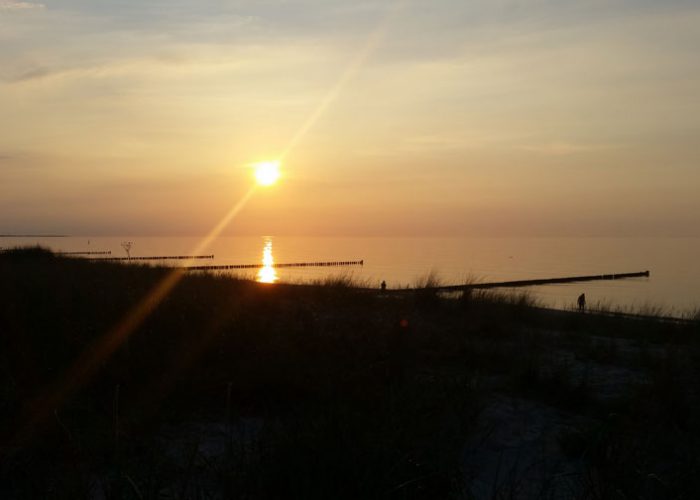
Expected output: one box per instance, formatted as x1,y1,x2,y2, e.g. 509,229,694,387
1,1,699,236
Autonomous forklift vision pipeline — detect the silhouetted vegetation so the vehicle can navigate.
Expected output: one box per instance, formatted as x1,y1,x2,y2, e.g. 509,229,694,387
1,247,699,499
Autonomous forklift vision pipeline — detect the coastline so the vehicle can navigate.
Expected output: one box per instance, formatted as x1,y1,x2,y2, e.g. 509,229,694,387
2,247,699,498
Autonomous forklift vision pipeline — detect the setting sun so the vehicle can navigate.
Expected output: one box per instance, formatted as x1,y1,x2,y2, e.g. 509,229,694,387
254,161,281,187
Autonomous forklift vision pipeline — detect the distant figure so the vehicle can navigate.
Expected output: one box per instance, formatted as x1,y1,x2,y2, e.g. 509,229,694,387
577,293,586,311
380,280,387,291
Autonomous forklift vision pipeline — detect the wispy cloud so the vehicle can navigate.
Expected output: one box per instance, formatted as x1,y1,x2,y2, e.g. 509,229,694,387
520,142,620,156
0,0,45,10
4,56,239,84
400,132,514,153
8,66,53,82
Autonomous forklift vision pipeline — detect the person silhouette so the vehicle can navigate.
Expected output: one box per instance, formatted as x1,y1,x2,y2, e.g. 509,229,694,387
577,293,586,311
380,280,387,291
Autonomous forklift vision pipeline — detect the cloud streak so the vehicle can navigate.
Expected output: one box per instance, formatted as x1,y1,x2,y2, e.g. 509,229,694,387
0,0,44,10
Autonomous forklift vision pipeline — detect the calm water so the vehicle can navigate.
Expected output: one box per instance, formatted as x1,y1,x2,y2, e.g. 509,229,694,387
3,236,700,315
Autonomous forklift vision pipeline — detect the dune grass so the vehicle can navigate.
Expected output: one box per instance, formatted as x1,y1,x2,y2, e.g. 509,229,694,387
1,247,699,499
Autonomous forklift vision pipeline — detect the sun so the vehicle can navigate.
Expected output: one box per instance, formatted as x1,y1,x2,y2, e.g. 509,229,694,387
254,161,281,186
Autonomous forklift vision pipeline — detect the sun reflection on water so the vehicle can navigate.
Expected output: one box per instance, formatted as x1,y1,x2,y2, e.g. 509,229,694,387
257,238,278,284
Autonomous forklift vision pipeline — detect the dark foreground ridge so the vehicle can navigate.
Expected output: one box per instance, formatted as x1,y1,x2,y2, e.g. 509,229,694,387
1,247,699,499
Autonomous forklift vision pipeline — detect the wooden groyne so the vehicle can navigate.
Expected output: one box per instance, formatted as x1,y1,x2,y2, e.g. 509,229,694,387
186,259,364,271
388,271,651,293
0,234,67,238
92,255,214,262
59,251,112,256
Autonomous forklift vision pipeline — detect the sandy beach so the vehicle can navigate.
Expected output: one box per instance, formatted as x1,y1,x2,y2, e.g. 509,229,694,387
2,248,699,498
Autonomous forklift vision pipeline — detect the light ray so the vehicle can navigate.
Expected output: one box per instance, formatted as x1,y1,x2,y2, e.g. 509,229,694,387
16,0,406,444
279,1,405,162
17,187,256,444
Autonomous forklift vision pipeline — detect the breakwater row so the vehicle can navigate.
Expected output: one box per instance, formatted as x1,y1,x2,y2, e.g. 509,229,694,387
58,251,112,256
92,255,215,261
186,259,364,271
384,271,651,293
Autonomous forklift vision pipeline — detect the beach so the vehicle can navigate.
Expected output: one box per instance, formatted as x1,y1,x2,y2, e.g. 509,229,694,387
2,248,699,498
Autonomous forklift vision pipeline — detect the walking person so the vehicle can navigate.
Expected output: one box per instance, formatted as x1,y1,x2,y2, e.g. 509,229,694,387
577,293,586,311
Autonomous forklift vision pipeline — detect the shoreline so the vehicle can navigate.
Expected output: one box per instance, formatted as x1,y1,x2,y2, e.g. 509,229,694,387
2,247,699,498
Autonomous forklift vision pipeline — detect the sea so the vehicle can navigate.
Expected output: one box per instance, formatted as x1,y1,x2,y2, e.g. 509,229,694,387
2,236,699,317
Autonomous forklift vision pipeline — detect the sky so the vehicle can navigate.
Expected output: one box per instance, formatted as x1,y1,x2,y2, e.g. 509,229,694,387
1,0,699,236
